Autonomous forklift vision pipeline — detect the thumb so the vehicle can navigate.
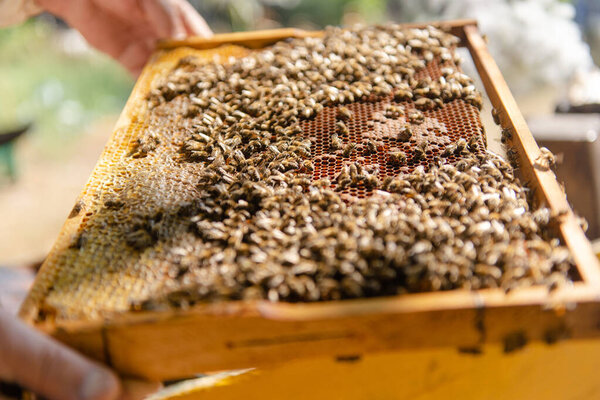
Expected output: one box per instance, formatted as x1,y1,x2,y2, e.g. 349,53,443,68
0,311,121,400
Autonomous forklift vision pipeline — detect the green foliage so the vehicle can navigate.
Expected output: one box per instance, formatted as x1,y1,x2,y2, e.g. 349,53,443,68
191,0,388,31
274,0,354,27
0,19,133,155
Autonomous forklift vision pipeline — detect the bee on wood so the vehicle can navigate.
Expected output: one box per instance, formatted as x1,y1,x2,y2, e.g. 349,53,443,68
533,147,557,171
506,148,520,168
68,201,85,218
491,108,501,125
501,128,512,144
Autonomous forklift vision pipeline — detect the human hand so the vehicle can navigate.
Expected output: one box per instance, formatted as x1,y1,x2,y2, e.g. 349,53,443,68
35,0,213,75
0,270,158,400
0,309,121,400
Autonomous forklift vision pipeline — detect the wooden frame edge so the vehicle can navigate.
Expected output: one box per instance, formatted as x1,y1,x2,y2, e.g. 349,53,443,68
463,24,600,288
157,19,478,51
40,282,600,380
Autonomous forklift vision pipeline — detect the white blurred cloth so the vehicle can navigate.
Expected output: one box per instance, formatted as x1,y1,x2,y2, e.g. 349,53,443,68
0,266,35,315
0,0,42,27
568,67,600,106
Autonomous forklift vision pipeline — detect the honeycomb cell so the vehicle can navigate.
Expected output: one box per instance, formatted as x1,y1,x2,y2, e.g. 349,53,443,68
300,56,485,200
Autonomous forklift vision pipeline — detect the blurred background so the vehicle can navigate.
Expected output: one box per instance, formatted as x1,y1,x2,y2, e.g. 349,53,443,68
1,0,600,270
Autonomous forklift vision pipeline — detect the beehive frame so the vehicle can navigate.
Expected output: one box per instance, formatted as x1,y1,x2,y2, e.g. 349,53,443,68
19,20,600,382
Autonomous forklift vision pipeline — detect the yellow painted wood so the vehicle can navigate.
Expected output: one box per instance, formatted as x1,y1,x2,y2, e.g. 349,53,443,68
159,339,600,400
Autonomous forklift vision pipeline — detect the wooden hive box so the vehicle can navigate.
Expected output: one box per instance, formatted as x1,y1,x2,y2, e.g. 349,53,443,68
18,20,600,398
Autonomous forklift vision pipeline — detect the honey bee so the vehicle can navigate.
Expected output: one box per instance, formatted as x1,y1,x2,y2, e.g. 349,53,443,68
533,147,556,171
104,198,125,210
407,109,424,124
337,106,353,121
506,148,519,168
301,159,314,172
389,151,407,165
468,135,479,151
491,108,501,125
336,120,350,136
342,143,356,157
465,93,483,110
331,134,342,150
442,144,456,157
397,126,412,142
455,138,467,154
384,104,404,119
364,174,381,189
501,128,512,144
414,97,436,111
392,89,412,102
125,228,155,250
412,144,426,161
361,139,376,156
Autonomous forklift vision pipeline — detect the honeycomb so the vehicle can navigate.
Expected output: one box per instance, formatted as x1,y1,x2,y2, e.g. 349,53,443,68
19,29,569,323
302,100,484,199
20,45,254,322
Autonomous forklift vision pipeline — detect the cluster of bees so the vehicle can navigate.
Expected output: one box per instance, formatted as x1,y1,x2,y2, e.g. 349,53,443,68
100,24,573,310
130,150,571,309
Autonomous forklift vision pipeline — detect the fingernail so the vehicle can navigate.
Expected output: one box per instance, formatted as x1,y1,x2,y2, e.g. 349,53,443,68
79,369,119,400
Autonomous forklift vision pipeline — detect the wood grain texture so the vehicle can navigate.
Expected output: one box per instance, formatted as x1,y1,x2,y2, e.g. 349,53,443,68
33,283,600,380
148,340,600,400
158,28,324,50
